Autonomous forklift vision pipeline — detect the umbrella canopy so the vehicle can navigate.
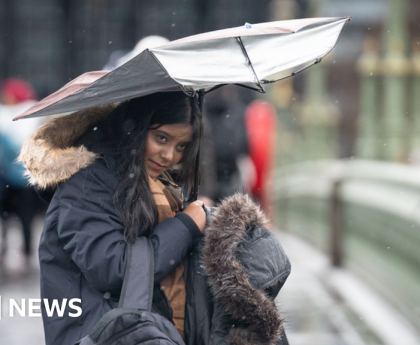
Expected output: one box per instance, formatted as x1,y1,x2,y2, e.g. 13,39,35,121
14,16,350,121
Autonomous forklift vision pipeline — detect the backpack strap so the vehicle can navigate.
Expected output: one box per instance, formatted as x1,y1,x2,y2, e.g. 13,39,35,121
118,237,154,311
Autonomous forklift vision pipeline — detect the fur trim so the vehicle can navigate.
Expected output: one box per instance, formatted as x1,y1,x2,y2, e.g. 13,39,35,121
18,104,117,189
202,193,283,345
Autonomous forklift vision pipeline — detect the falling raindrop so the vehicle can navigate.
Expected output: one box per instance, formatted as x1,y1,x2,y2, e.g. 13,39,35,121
226,114,230,118
129,173,134,178
93,127,97,131
370,72,373,76
172,23,176,27
108,41,112,44
170,260,175,265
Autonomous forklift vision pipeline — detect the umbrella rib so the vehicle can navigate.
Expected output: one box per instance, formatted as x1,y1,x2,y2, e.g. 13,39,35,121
205,83,264,94
235,37,265,94
261,57,322,84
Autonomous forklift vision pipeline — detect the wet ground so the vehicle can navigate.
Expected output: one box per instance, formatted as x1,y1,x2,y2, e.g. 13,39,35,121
276,231,373,345
0,219,419,345
275,231,420,345
0,217,44,345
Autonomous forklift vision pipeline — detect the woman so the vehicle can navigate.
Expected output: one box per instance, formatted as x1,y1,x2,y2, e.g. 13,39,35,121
20,92,290,345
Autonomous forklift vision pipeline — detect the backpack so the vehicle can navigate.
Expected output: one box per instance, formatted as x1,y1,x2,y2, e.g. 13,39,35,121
75,237,185,345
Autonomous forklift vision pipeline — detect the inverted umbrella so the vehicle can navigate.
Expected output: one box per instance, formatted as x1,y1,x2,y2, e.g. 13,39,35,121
14,17,350,120
15,17,350,200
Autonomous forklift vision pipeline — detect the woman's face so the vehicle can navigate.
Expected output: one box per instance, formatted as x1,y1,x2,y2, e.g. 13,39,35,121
143,123,193,180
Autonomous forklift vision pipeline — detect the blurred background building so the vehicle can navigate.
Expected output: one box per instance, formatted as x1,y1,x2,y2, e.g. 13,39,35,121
0,0,270,99
1,0,420,344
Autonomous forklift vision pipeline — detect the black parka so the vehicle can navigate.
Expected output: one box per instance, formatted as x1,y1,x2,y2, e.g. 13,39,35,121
19,105,291,345
38,156,203,345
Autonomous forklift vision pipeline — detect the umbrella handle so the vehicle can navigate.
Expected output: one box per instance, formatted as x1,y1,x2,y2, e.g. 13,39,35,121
192,90,205,201
192,148,201,201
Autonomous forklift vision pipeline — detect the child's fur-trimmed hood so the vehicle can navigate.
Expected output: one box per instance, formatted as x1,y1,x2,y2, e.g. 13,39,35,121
203,193,288,345
18,104,118,189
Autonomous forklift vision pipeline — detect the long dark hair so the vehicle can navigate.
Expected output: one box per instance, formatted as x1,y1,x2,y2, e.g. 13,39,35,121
83,92,201,243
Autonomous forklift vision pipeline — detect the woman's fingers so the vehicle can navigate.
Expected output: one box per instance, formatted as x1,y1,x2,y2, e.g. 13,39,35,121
193,200,204,207
183,200,206,233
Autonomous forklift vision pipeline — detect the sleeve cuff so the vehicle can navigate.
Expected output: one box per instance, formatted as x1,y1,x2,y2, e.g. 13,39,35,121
175,212,203,244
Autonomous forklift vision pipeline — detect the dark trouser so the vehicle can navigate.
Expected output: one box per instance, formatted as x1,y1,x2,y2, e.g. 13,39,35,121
1,186,39,256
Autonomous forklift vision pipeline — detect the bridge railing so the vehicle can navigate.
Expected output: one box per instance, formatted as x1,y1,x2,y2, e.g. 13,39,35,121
275,159,420,328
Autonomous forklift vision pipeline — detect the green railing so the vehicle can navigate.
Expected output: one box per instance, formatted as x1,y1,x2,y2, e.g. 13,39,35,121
275,159,420,328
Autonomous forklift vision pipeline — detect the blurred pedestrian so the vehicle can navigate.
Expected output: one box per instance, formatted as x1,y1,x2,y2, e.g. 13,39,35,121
203,85,255,203
245,100,277,222
0,78,43,267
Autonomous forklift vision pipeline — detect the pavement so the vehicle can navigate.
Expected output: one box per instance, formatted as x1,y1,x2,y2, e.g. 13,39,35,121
274,230,420,345
0,217,44,345
0,218,419,345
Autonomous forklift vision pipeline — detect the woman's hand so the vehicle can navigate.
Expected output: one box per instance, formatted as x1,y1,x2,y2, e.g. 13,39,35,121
183,200,206,233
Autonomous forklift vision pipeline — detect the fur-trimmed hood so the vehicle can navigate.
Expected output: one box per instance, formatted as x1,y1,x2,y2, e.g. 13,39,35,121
203,193,290,345
18,104,118,189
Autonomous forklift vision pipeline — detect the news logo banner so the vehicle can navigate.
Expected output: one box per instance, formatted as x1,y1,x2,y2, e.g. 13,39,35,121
0,296,82,318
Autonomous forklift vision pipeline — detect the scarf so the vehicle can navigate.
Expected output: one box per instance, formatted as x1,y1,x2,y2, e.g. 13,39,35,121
149,176,186,340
